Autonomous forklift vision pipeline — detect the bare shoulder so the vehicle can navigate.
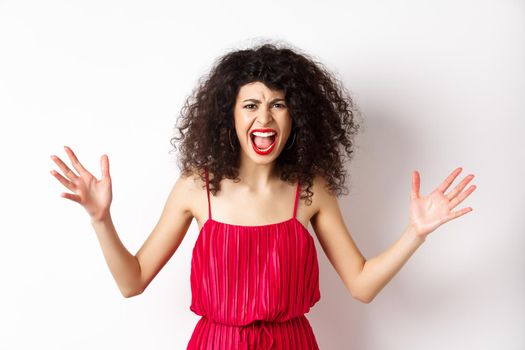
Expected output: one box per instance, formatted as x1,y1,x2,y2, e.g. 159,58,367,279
309,173,335,220
180,166,205,190
178,166,207,216
152,167,202,224
153,166,205,224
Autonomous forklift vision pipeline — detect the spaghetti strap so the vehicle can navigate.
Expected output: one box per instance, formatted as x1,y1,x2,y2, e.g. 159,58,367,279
293,180,301,219
204,167,212,220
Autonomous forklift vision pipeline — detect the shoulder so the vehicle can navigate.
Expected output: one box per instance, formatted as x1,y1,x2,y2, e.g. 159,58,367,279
179,165,223,197
309,173,336,218
180,166,206,191
171,166,207,215
311,173,333,199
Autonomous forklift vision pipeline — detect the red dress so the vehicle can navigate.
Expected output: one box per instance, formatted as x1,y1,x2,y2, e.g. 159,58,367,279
187,168,321,349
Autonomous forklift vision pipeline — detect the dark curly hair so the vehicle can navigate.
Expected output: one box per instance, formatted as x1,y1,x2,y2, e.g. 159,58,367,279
170,40,362,206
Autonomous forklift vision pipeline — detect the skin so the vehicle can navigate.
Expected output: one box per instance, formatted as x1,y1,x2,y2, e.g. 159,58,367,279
233,81,292,188
49,82,477,302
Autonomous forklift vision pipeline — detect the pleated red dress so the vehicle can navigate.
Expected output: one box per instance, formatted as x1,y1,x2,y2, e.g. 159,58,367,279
187,168,321,349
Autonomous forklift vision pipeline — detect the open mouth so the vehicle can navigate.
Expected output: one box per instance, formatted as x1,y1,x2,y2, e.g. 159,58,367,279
250,130,277,154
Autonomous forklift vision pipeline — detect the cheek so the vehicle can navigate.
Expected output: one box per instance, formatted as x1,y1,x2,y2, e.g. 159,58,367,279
233,112,247,133
234,110,251,125
233,119,250,143
283,116,293,134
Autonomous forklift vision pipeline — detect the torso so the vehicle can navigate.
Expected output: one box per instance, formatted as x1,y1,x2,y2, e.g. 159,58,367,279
187,171,320,232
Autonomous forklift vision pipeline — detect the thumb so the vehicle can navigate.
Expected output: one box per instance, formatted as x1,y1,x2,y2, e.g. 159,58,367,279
101,154,110,180
411,170,420,200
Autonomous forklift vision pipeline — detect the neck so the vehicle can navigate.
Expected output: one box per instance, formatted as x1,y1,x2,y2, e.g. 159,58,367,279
237,153,279,191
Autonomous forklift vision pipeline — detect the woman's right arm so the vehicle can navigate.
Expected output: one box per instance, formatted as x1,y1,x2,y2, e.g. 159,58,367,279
51,146,195,298
130,174,194,296
90,174,194,298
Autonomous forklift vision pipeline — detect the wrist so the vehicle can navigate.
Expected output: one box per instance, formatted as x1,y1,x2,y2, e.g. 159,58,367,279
90,211,112,225
404,224,427,245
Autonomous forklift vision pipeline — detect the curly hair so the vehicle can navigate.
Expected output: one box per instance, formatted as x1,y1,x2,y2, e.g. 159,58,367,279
170,40,362,206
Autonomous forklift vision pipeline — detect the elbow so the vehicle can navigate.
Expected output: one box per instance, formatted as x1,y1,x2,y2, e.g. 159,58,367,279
351,289,374,304
121,265,145,298
348,284,374,304
353,293,374,304
122,289,142,298
349,267,374,304
122,291,138,298
121,285,144,298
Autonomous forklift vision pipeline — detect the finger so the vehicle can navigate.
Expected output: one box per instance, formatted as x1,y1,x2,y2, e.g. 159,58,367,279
436,167,463,194
50,154,79,181
411,170,420,200
446,174,475,201
100,154,110,180
64,146,93,177
444,206,473,223
50,169,76,192
450,185,477,209
60,192,81,203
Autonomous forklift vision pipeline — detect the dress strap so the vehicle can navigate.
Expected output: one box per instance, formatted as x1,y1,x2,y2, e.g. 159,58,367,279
204,167,212,220
293,180,301,219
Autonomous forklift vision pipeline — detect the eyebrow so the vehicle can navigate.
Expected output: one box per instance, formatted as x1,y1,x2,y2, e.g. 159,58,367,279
242,98,286,103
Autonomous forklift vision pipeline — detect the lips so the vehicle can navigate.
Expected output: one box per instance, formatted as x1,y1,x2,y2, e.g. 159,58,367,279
249,128,278,155
249,128,277,135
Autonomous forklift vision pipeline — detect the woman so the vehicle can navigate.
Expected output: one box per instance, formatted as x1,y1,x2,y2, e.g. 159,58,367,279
49,42,476,349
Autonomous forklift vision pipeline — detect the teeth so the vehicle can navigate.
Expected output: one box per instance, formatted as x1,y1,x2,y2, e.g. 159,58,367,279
251,131,276,137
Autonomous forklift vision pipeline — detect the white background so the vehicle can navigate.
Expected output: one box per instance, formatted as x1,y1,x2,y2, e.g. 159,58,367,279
1,0,523,349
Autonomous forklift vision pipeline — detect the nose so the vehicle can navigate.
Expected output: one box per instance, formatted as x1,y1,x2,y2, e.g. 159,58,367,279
256,106,274,125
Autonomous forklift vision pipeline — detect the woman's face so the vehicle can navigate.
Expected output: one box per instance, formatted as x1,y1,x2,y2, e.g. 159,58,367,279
233,81,293,164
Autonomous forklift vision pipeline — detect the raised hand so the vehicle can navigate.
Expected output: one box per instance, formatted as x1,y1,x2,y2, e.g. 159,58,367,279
50,146,113,221
408,167,476,239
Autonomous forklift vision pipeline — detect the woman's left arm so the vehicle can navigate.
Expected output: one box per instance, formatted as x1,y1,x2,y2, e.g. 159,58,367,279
311,167,477,303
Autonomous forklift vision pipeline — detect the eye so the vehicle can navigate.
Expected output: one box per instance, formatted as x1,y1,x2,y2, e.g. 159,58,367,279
244,104,257,109
273,103,286,108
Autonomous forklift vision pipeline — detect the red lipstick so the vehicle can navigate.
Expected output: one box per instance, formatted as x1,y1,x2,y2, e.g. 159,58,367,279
249,128,278,155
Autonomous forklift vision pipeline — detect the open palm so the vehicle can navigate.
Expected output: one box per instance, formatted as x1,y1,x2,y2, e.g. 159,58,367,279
50,146,113,221
409,167,476,238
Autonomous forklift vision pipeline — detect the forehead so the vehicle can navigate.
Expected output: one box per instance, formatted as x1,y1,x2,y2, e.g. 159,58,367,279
236,81,285,100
